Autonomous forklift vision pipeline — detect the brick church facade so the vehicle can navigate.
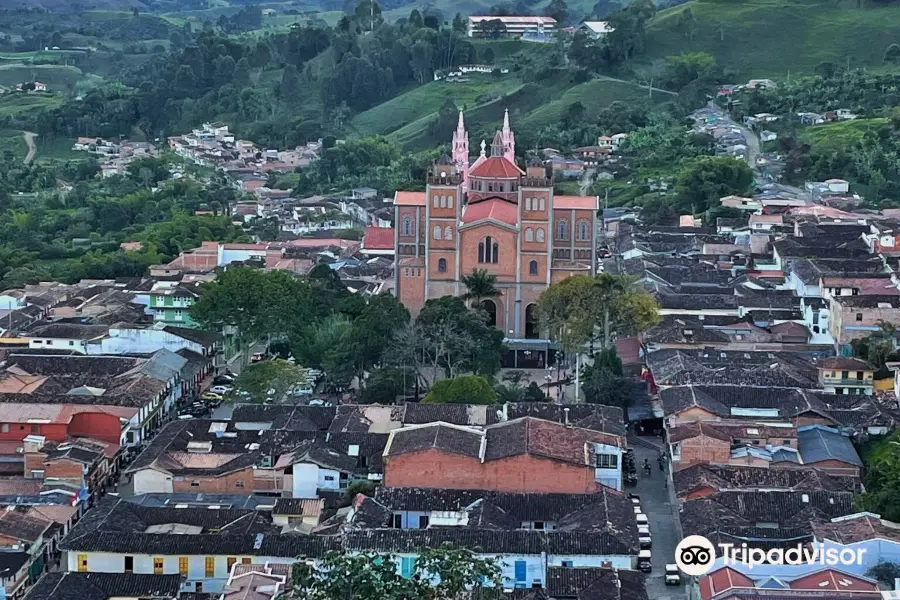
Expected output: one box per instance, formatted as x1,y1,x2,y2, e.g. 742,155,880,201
392,110,599,354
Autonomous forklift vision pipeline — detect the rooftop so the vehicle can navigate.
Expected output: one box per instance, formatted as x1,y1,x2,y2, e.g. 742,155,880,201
24,572,184,600
674,465,859,497
384,417,623,465
461,198,519,226
469,156,522,178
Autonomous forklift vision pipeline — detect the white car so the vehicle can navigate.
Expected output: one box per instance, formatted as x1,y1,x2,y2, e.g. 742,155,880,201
210,385,233,395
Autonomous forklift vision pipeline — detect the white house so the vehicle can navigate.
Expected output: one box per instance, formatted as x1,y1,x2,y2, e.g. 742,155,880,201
578,21,615,38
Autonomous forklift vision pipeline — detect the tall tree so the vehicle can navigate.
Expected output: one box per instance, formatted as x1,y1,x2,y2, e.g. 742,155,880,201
461,268,501,307
292,544,501,600
545,0,568,25
424,374,499,404
280,64,302,101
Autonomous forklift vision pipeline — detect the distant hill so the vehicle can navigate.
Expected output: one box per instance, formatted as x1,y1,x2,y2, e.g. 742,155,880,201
388,72,669,151
3,0,204,11
643,0,900,79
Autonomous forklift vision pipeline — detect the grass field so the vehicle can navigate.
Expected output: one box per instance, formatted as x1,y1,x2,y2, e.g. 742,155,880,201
517,77,668,131
387,71,663,150
0,129,27,161
644,0,900,79
0,64,85,89
33,134,83,163
349,75,521,136
0,94,64,118
799,117,889,148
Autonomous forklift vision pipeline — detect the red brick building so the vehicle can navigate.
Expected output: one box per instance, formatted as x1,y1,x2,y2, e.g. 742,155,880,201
383,417,625,493
0,404,135,446
393,111,599,351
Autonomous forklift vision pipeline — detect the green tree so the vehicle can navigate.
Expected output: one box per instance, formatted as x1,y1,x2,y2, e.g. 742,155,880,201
233,57,251,87
546,0,568,25
424,374,499,404
461,268,501,307
351,293,411,381
866,562,900,588
280,64,302,101
191,268,311,344
674,156,753,214
354,0,383,30
292,545,501,600
393,296,504,380
297,313,355,376
410,39,435,83
233,359,305,402
858,429,900,521
452,12,467,33
359,366,417,404
582,363,630,406
675,7,698,40
535,275,601,399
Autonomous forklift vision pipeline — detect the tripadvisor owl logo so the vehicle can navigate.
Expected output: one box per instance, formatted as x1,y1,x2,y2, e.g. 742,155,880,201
674,535,869,576
675,536,717,576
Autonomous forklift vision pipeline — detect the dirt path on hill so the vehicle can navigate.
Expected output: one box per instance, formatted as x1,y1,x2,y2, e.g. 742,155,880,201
23,131,37,164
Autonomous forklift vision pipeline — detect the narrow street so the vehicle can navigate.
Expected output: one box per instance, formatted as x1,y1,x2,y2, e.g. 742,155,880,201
629,439,687,600
705,101,809,200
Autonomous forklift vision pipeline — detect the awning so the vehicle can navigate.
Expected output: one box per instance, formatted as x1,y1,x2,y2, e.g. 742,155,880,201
503,338,562,351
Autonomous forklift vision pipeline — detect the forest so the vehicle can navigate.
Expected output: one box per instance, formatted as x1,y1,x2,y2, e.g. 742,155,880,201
0,154,249,288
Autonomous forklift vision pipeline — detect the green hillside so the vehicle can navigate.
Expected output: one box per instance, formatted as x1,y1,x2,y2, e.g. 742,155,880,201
0,64,85,89
349,75,521,137
390,73,670,150
644,0,900,79
517,77,671,131
799,118,889,147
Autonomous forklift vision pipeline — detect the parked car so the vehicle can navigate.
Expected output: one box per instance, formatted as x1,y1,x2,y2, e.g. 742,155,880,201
635,513,649,527
179,403,210,418
213,375,235,385
665,564,681,585
251,352,266,363
638,526,652,549
209,385,232,395
292,385,314,396
638,550,652,573
201,392,223,402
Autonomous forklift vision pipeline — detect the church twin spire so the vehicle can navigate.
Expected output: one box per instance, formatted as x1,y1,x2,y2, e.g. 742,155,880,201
452,108,516,168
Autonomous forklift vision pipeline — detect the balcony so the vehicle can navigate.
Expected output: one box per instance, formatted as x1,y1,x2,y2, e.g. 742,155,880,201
823,378,872,386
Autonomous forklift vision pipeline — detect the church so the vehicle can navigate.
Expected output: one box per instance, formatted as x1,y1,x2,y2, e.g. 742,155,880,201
392,110,599,365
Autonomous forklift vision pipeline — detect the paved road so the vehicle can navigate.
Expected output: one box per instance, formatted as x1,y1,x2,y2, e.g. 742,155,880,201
23,131,37,164
705,102,808,200
630,440,687,600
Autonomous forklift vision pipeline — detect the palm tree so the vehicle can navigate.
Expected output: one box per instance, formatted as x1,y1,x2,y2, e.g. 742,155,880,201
461,268,501,308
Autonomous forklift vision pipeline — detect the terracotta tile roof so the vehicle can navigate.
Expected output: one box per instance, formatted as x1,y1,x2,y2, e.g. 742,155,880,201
484,417,622,465
812,513,900,544
469,156,521,178
788,570,878,592
818,357,873,371
362,227,394,250
393,191,426,206
553,195,599,210
461,199,518,225
701,567,755,600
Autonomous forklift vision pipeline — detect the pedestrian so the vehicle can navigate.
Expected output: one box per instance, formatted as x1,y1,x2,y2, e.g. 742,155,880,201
657,454,665,472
